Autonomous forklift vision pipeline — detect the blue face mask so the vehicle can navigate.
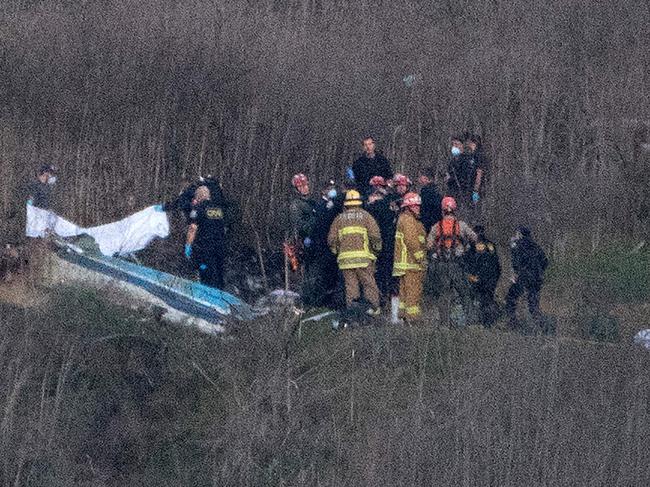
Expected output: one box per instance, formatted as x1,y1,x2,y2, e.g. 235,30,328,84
47,176,57,185
451,147,461,157
327,189,337,199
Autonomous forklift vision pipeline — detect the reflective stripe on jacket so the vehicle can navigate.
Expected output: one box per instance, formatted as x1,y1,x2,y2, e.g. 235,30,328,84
393,210,427,276
328,208,382,270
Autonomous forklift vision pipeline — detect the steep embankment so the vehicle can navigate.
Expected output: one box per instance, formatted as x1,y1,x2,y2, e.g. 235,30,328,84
0,284,648,486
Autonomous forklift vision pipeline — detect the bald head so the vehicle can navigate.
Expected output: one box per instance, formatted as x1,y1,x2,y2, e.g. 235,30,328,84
194,185,211,203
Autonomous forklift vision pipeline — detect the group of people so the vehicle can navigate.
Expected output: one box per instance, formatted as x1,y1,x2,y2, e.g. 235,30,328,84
288,135,549,329
24,132,548,330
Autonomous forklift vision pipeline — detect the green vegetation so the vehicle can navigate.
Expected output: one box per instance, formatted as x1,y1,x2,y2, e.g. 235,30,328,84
547,245,650,303
0,286,648,485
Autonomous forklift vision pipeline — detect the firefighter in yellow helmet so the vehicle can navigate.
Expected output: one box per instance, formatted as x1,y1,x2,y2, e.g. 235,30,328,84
328,190,382,315
393,192,428,320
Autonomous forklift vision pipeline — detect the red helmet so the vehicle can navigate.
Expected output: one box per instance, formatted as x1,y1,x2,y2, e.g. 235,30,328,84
369,175,387,187
393,173,411,187
441,196,457,212
292,173,308,188
401,192,422,208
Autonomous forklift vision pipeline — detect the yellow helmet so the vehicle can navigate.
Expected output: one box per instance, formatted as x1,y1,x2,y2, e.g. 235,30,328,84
344,189,363,206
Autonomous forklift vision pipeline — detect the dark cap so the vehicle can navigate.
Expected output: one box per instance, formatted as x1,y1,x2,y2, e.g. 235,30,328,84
38,164,57,175
451,134,464,143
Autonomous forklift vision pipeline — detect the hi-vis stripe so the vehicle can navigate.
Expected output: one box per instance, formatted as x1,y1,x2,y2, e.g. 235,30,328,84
337,226,376,268
398,302,421,315
394,231,422,272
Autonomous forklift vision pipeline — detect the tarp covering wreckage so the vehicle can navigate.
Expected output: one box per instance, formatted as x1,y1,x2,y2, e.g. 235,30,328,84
27,205,257,330
27,205,170,256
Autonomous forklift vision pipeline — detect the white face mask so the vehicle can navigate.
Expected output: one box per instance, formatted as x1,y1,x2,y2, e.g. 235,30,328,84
47,176,57,185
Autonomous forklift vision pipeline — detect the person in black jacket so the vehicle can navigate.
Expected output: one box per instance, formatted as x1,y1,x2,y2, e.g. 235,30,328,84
506,226,548,329
446,134,487,220
163,175,225,220
365,176,398,304
26,164,58,210
465,225,501,327
352,136,393,198
418,167,443,235
302,181,343,307
185,185,227,289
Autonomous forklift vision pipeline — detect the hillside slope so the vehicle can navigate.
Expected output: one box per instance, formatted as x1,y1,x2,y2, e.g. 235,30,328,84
0,285,647,486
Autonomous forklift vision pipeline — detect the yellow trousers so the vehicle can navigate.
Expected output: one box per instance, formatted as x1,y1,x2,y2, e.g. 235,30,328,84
342,264,380,308
398,270,425,318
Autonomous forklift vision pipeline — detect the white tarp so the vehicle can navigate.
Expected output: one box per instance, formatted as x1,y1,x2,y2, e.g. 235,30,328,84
26,205,169,256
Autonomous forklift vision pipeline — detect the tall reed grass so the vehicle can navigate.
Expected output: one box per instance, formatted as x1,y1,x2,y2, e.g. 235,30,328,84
0,0,648,256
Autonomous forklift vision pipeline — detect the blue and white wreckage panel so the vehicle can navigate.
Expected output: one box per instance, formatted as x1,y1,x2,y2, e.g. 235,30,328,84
29,205,258,333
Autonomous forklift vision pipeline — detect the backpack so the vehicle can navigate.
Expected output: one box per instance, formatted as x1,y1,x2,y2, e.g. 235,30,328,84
435,217,461,252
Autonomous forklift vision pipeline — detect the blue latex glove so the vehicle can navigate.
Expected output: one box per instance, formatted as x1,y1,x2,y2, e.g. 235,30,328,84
303,237,312,248
27,199,33,206
184,244,192,259
346,167,355,181
199,263,207,271
154,204,164,212
472,191,480,203
403,74,416,88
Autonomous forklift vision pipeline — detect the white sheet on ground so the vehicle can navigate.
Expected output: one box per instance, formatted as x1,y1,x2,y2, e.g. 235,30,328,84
26,205,169,256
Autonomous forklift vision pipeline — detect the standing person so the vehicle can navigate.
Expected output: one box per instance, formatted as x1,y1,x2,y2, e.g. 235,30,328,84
389,173,412,214
393,193,428,321
445,135,485,219
25,164,59,275
427,196,478,326
465,225,501,327
506,226,548,331
366,176,397,304
464,134,488,220
163,175,225,220
185,186,226,289
288,173,317,247
26,164,58,210
445,136,465,201
285,173,317,279
328,190,382,315
418,166,443,235
391,173,412,198
352,136,394,198
463,134,487,201
303,180,343,308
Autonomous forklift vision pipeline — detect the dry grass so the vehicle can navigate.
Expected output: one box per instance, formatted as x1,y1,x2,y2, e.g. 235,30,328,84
0,286,648,486
0,0,648,253
0,3,648,483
